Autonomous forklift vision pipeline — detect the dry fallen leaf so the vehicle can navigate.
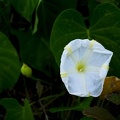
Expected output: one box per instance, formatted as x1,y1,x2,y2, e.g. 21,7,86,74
100,76,120,99
83,106,116,120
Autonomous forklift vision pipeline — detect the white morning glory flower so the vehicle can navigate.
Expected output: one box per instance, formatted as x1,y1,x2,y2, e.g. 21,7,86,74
60,39,113,97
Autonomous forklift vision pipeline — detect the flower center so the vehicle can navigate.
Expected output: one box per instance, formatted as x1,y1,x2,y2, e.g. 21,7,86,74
76,62,86,72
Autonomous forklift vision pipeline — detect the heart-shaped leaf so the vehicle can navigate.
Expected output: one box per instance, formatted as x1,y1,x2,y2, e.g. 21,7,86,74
0,32,20,92
0,98,34,120
50,3,120,77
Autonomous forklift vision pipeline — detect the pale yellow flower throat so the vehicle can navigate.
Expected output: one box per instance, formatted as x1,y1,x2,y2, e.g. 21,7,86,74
76,62,86,72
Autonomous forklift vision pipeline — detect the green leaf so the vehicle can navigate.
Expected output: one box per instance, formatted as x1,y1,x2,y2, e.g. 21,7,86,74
83,106,116,120
50,97,92,113
89,3,120,26
11,0,39,21
106,93,120,105
50,9,87,65
89,3,120,77
0,98,34,120
24,99,34,120
0,32,20,92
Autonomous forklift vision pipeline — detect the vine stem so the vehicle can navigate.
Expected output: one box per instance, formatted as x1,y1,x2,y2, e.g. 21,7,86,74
87,29,91,40
38,99,49,120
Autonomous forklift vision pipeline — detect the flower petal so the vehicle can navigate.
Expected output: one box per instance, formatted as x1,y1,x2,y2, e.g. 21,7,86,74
85,71,103,97
65,73,88,97
60,53,75,72
87,51,113,67
100,57,112,79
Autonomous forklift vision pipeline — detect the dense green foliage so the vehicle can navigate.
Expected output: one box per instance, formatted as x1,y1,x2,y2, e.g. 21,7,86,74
0,0,120,120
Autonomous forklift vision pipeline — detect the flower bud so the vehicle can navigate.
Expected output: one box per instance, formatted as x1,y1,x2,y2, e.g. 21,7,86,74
21,63,32,77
